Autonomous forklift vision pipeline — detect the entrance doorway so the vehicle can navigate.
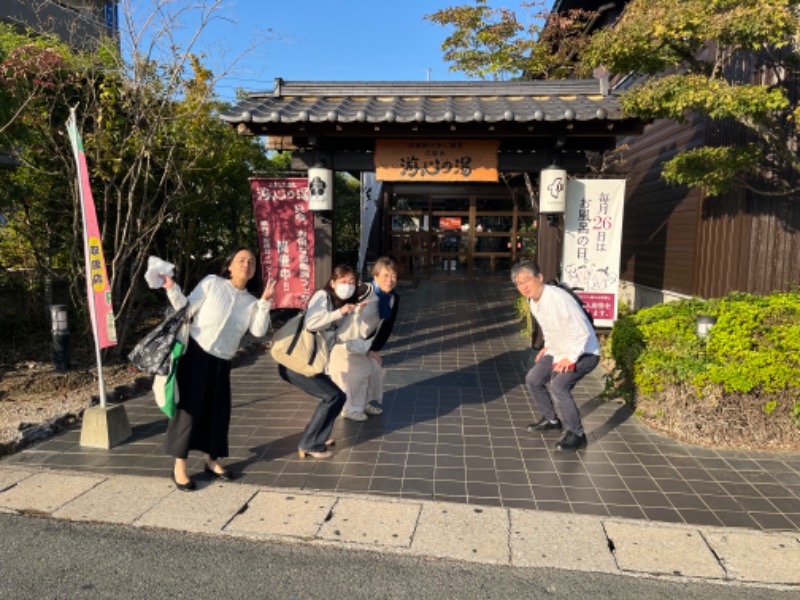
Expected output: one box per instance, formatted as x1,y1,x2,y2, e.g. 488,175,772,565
385,185,537,280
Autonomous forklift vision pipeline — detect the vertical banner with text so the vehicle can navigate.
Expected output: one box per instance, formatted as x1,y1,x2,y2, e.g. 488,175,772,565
562,179,626,328
66,111,117,349
250,178,315,309
357,172,383,276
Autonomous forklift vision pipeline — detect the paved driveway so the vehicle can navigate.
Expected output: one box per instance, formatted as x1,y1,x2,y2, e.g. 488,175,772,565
6,280,800,532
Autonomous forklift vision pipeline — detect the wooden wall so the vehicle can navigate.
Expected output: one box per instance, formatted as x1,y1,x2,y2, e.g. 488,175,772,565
620,114,800,299
618,117,705,296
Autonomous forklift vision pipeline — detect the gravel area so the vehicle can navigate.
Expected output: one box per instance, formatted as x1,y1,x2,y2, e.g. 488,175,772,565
0,361,143,453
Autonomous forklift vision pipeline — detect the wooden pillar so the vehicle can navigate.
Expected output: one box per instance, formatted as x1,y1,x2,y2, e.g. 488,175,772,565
537,214,563,282
314,212,332,289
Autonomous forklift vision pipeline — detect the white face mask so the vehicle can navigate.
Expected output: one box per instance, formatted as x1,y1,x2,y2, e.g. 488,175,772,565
335,283,355,300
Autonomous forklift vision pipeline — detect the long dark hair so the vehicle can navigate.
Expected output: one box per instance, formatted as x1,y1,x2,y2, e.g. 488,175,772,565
323,264,358,310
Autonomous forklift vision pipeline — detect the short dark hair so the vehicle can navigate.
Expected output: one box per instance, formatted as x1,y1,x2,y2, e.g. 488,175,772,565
510,260,542,283
372,256,398,277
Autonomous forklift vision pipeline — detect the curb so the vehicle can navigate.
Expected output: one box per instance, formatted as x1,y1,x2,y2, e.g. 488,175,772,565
1,465,798,590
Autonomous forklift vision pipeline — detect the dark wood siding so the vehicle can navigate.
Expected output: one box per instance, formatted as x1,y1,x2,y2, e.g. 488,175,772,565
619,49,800,299
695,49,800,297
618,118,705,295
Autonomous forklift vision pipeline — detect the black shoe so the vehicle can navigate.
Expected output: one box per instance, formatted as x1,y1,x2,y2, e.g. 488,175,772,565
172,474,196,491
528,417,563,432
204,464,237,481
555,431,588,451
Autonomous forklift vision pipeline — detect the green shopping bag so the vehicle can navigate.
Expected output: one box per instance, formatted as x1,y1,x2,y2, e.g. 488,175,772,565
152,340,186,418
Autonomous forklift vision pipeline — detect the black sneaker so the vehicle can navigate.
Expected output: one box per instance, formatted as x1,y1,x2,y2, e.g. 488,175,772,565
555,431,587,451
528,417,563,432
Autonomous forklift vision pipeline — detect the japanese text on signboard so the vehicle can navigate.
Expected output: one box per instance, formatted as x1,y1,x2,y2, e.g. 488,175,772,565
250,178,315,309
375,140,499,182
563,179,626,328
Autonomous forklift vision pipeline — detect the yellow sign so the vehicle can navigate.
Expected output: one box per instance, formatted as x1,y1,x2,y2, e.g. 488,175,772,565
375,140,499,182
88,236,107,292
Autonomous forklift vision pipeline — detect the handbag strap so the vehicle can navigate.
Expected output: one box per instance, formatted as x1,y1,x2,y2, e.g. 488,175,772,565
287,313,306,354
286,313,321,368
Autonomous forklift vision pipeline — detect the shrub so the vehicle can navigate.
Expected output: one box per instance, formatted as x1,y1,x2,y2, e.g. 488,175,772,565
513,294,532,339
606,290,800,429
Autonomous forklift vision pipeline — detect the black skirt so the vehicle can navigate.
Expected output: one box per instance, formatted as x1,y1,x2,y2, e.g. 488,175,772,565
164,337,232,459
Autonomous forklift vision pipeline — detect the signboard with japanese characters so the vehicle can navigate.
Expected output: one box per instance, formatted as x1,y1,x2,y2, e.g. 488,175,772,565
250,178,315,309
562,179,626,328
375,140,499,182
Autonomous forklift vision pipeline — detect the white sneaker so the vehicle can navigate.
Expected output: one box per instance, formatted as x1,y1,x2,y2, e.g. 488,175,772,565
341,410,368,422
363,404,383,416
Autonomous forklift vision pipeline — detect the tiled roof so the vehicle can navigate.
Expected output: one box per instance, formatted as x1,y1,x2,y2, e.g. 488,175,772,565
221,78,626,127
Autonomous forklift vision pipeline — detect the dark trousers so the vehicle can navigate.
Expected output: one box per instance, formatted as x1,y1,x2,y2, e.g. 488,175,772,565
525,353,599,436
279,365,346,453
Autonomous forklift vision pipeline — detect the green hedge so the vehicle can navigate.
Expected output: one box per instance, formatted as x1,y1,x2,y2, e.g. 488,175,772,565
606,291,800,424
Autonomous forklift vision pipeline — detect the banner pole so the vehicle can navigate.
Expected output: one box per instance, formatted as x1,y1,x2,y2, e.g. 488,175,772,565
68,108,115,408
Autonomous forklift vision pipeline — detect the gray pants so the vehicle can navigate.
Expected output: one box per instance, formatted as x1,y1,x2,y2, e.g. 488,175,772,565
525,353,599,436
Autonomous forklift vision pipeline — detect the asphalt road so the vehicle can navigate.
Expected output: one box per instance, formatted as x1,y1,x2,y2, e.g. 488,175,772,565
1,513,795,600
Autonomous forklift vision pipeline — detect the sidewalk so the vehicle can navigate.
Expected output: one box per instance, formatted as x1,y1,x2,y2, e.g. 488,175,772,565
1,280,799,587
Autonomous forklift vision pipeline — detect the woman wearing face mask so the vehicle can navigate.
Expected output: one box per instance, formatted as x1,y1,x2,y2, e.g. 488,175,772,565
331,256,400,421
278,264,362,459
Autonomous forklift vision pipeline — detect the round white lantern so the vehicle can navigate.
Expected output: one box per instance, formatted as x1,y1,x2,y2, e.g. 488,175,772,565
539,166,567,214
307,166,333,210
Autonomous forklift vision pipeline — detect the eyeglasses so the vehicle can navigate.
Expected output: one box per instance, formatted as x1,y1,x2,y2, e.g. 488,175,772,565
514,275,535,288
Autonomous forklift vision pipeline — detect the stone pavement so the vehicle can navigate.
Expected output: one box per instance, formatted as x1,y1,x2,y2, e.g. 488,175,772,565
1,280,799,588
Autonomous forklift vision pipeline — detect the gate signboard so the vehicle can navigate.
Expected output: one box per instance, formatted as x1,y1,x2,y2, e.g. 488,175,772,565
376,140,499,182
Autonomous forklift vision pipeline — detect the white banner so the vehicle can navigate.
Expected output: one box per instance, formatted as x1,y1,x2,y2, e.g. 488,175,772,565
357,172,383,276
562,179,626,328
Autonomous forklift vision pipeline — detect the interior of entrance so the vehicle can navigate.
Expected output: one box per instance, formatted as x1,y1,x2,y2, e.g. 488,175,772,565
385,184,537,280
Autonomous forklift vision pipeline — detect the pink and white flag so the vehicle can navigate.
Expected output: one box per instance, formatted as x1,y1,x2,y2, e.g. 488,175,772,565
67,111,117,348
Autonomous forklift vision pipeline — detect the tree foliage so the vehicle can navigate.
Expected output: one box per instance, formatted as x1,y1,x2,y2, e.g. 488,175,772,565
583,0,800,196
0,1,279,355
429,0,800,197
426,0,596,80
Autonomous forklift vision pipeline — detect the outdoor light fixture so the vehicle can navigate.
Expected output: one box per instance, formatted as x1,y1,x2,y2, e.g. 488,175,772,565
307,165,333,210
50,304,70,372
539,165,567,214
696,315,717,339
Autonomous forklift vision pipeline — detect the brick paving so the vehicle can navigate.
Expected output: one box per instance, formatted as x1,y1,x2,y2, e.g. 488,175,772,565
6,280,800,532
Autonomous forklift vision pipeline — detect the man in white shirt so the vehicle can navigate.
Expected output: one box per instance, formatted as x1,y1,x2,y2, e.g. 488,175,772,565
512,261,600,451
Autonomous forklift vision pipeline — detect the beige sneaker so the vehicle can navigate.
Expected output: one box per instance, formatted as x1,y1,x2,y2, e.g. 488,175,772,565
364,404,383,416
341,410,368,422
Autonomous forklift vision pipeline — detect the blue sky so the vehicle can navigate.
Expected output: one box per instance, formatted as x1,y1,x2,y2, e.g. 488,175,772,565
129,1,526,101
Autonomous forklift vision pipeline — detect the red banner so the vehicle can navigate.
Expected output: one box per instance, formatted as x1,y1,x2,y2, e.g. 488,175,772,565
67,111,117,349
250,178,315,309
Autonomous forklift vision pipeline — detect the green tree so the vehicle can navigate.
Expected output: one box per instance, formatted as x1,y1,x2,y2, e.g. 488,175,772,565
333,173,361,265
0,0,277,355
583,0,800,196
426,0,596,80
429,0,800,197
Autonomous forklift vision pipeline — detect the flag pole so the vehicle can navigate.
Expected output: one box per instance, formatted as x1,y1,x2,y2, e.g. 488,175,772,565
69,108,107,408
68,108,130,448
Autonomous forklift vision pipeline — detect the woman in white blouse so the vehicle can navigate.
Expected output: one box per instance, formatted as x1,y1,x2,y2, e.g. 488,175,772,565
161,247,275,490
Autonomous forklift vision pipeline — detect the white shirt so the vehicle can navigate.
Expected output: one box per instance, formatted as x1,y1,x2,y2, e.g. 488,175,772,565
529,284,600,364
167,275,271,360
